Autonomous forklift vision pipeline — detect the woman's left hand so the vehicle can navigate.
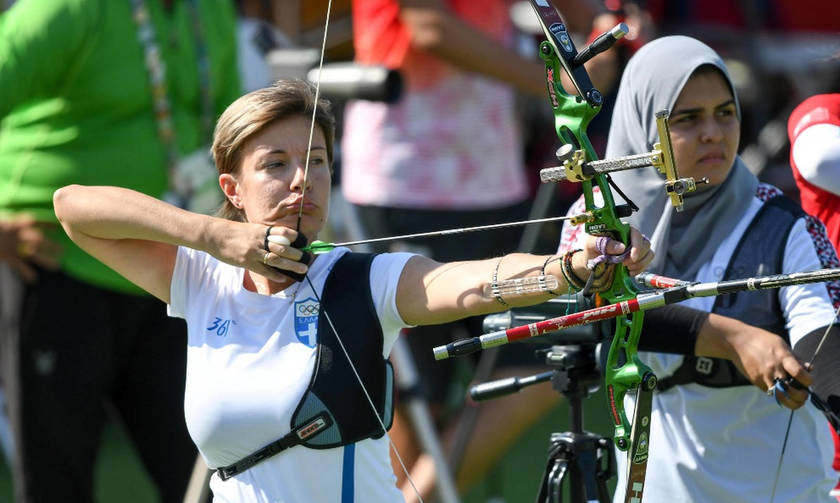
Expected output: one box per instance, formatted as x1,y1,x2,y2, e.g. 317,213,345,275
581,227,654,277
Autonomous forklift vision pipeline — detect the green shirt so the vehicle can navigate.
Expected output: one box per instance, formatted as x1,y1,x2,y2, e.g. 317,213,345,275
0,0,241,294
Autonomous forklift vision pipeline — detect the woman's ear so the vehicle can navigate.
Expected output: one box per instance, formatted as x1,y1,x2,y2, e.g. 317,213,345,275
219,173,241,208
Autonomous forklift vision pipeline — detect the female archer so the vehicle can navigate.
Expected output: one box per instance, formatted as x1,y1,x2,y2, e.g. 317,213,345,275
560,36,840,502
53,79,653,502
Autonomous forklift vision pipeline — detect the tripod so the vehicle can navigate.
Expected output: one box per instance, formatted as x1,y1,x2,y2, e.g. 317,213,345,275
469,343,616,502
536,345,614,503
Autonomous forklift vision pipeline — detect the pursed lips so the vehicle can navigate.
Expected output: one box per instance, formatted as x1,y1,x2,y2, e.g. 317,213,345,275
276,197,318,217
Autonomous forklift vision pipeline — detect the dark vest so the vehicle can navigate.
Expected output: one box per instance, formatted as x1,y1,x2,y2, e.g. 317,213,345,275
217,252,395,480
657,196,803,391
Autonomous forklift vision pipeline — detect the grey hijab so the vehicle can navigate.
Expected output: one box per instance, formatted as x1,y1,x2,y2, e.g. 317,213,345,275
607,36,758,280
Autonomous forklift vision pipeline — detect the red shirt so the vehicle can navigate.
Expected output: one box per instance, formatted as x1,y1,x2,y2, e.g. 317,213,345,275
351,0,512,88
789,94,840,478
788,94,840,249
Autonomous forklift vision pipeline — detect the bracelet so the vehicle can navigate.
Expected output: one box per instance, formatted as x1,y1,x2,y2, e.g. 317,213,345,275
565,249,588,289
491,257,509,307
541,255,563,296
559,249,586,292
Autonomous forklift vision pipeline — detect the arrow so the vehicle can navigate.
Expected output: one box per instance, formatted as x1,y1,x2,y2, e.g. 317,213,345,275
303,215,578,254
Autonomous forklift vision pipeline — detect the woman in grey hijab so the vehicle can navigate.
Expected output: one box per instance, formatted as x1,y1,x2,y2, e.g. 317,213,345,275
559,36,840,502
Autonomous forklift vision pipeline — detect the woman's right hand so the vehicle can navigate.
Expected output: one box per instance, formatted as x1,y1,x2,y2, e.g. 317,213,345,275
209,221,309,282
701,315,811,410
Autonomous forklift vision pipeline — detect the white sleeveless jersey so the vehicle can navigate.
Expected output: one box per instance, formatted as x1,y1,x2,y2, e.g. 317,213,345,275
168,247,413,502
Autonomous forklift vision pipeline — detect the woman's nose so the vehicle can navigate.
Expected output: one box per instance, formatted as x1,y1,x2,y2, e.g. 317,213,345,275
289,160,312,193
699,116,725,143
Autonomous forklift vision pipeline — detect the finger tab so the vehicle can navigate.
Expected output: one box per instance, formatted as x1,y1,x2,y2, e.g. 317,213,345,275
267,235,311,283
267,235,292,246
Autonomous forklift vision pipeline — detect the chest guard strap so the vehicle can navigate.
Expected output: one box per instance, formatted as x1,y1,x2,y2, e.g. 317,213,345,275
657,195,803,392
217,252,395,480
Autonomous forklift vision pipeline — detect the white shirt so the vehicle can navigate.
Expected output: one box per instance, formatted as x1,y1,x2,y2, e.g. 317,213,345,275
560,186,837,503
792,123,840,197
169,247,413,502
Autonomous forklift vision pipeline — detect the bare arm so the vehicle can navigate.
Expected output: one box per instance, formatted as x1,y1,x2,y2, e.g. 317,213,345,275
792,123,840,196
53,185,301,303
399,0,619,96
398,0,545,96
396,228,652,325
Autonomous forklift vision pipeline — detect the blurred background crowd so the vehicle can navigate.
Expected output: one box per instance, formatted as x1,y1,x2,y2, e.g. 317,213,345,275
0,0,838,501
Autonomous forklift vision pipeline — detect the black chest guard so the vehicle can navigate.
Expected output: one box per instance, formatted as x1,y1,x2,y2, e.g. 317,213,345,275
657,196,803,391
217,252,395,480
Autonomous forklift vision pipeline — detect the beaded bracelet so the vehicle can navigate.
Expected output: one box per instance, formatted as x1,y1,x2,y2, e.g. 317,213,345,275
491,256,509,306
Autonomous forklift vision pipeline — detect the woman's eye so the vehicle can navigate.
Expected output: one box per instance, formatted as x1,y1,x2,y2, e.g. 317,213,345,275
306,156,329,168
673,114,695,124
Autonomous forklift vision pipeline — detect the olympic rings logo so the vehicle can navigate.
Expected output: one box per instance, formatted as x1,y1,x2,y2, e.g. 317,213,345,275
297,303,320,316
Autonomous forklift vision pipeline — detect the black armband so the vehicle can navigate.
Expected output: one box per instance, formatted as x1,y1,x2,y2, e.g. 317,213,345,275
793,324,840,429
637,304,710,355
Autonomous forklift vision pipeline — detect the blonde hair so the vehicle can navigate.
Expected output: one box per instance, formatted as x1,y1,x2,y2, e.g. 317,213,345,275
211,80,335,221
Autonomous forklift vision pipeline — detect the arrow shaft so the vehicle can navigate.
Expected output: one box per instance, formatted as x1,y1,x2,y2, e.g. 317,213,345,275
433,268,840,359
328,215,575,249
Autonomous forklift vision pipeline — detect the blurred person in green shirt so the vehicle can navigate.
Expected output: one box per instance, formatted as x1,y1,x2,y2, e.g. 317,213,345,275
0,0,240,501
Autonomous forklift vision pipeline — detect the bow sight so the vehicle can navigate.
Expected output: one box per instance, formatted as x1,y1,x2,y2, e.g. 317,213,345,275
540,111,710,212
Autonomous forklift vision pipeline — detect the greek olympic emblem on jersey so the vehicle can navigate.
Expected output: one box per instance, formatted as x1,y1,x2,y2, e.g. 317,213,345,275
294,297,320,348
